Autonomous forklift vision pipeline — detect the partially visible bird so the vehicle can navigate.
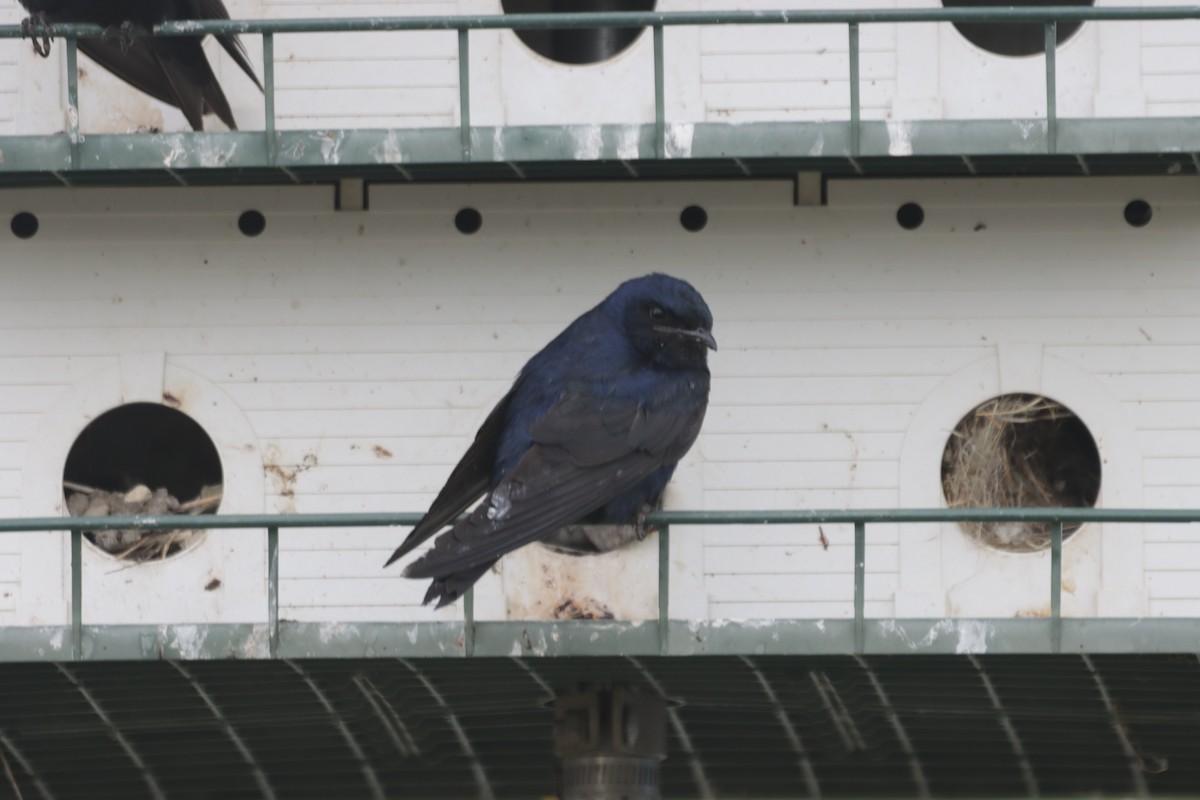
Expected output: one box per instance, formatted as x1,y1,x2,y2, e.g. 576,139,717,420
385,273,717,609
18,0,263,131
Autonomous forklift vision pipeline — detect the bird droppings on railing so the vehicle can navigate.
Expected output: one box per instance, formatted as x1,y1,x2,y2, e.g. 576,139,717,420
320,131,345,165
886,120,914,157
876,618,995,654
665,123,694,159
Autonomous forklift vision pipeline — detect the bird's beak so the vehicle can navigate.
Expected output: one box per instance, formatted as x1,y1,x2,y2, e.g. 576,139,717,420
662,327,717,351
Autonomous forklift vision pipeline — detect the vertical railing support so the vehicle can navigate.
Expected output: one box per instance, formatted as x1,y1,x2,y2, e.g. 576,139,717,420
653,24,665,160
268,525,279,658
65,36,80,170
71,528,82,660
1044,21,1057,154
1050,520,1063,653
263,33,276,166
458,29,471,162
463,586,475,657
853,521,865,654
658,524,670,655
848,23,861,158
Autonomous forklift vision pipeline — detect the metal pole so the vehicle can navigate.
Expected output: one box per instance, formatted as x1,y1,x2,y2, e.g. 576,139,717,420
464,586,475,657
1051,520,1063,653
658,524,670,655
1044,21,1057,154
848,23,861,158
66,36,80,169
854,521,865,653
458,29,471,161
268,525,279,657
263,33,276,165
71,529,82,660
654,25,665,160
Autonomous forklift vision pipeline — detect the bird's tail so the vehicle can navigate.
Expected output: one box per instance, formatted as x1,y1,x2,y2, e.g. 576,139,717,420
420,560,497,609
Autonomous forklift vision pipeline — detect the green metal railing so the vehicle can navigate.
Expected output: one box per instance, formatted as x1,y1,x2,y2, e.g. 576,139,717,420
2,6,1199,173
1,507,1197,661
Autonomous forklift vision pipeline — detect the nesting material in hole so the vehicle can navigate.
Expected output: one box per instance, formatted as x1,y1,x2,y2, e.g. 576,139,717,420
63,403,223,561
941,394,1101,553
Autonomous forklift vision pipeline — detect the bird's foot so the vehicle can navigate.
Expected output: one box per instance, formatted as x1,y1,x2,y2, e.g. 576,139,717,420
634,504,654,541
116,20,138,54
20,14,54,58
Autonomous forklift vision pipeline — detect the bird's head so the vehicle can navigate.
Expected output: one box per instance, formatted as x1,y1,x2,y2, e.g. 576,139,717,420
611,273,716,369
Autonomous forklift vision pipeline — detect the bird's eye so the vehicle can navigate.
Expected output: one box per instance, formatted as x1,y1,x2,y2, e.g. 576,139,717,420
650,306,665,320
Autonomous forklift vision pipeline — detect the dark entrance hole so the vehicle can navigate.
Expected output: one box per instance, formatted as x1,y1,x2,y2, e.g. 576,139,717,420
63,403,223,560
502,0,656,65
942,394,1101,553
942,0,1093,57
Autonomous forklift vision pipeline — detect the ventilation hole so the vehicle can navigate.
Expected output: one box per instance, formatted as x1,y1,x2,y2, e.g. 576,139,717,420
455,208,483,235
680,205,708,233
896,202,925,230
238,210,266,237
1124,199,1152,228
502,0,655,65
64,403,223,562
941,394,1101,553
942,0,1092,57
11,212,38,239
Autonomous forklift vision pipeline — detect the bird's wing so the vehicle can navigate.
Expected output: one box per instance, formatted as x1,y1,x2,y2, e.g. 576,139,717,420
78,38,183,110
384,389,516,567
403,391,703,579
193,0,264,91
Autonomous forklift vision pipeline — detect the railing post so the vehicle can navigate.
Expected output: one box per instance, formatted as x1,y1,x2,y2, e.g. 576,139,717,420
263,33,276,165
848,23,861,158
1044,21,1057,154
658,523,670,655
1050,520,1063,653
463,586,475,657
653,24,665,160
65,36,80,170
854,521,865,654
268,525,279,658
458,29,471,162
71,528,82,660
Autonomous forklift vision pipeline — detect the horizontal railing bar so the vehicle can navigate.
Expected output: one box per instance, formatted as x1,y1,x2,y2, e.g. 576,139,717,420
1,507,1197,533
0,6,1197,39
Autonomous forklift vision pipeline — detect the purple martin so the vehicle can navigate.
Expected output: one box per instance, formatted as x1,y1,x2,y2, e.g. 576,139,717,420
19,0,262,130
386,273,716,608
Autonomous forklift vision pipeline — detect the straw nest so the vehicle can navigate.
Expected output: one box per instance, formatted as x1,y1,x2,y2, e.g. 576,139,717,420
941,394,1101,553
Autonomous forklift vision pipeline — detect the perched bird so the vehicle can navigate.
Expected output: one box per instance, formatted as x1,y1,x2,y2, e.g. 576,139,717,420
386,273,716,608
18,0,262,130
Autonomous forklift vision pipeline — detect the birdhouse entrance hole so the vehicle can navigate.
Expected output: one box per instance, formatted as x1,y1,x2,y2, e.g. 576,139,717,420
942,0,1093,57
941,394,1101,553
63,403,223,561
502,0,656,65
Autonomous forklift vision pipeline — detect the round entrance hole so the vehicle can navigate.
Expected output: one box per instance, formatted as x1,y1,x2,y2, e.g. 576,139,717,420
942,0,1092,57
941,394,1101,553
63,403,223,561
502,0,656,65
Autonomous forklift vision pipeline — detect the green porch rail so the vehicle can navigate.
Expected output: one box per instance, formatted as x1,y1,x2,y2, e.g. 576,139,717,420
0,508,1197,661
0,6,1198,178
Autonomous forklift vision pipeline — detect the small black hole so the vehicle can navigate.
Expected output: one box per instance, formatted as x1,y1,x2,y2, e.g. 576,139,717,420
680,205,708,232
897,202,925,230
238,210,266,237
11,212,38,239
1124,199,1152,228
455,208,483,235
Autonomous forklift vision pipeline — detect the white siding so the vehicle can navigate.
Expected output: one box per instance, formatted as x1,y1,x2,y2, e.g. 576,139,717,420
0,177,1198,626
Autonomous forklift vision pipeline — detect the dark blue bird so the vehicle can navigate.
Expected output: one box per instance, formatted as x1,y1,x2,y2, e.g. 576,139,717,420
18,0,262,130
385,273,716,608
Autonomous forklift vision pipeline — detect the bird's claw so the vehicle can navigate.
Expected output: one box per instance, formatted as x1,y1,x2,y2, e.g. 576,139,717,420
103,21,138,55
20,14,54,58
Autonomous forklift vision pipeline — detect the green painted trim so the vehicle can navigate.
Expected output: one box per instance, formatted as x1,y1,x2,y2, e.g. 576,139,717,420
4,618,1199,662
0,120,1197,186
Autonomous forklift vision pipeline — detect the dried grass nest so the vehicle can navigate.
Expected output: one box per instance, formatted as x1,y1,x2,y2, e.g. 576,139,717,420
941,394,1101,553
64,481,222,562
